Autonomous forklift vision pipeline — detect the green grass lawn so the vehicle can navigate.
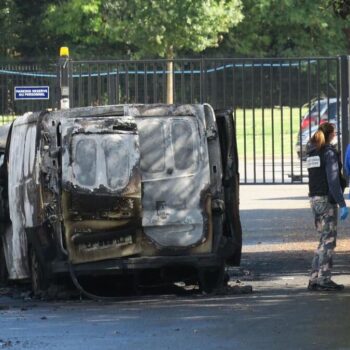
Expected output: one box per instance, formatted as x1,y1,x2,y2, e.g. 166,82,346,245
0,115,16,125
235,107,307,159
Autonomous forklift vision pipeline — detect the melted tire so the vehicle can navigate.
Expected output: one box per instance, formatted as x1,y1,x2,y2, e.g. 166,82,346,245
198,264,225,293
30,248,49,297
0,236,8,285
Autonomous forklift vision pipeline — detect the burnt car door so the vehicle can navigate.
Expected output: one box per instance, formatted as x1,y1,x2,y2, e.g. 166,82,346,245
5,114,41,280
135,111,210,250
60,116,142,264
135,107,212,250
0,123,11,224
215,109,242,265
0,130,8,224
0,123,11,283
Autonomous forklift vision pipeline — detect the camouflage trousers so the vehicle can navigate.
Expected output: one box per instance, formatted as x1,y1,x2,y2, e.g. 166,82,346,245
309,196,338,283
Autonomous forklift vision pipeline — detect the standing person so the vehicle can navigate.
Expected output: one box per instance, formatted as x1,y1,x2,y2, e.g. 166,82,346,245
306,122,348,291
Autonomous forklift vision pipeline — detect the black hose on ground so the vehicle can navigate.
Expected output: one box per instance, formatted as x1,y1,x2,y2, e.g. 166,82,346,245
67,261,138,302
67,261,186,302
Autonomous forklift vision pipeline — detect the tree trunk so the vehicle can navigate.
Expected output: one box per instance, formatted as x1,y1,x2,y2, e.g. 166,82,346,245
343,27,350,51
166,46,174,104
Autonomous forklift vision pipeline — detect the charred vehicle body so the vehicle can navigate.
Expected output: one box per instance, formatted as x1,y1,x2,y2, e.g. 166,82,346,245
0,104,241,295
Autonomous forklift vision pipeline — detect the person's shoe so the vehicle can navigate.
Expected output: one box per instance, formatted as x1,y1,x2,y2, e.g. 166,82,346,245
308,279,344,291
307,281,318,291
318,280,344,291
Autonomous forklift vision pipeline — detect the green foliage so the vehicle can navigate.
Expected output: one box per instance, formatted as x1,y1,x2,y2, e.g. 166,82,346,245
44,0,243,59
207,0,349,57
331,0,350,19
1,0,350,59
11,0,58,58
43,0,129,58
104,0,243,58
45,0,104,46
0,0,17,58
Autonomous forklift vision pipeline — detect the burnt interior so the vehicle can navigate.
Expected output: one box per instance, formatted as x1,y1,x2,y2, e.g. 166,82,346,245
71,225,137,245
69,192,136,217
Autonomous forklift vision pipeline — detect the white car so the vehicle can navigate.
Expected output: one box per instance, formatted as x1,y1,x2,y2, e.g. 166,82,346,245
295,98,340,160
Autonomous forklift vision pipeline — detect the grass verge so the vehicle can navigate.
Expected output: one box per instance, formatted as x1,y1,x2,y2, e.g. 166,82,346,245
235,107,307,159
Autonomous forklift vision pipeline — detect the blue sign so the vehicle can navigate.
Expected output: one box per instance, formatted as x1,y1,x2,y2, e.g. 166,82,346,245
14,86,49,100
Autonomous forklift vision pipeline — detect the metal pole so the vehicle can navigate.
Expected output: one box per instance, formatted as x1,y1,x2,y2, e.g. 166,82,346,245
340,55,349,160
59,47,70,109
200,57,204,103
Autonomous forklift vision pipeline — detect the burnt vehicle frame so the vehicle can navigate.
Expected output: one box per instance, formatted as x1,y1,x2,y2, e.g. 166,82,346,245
0,104,241,295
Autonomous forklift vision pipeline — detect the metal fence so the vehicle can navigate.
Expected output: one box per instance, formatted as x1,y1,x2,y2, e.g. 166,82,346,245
0,61,58,118
1,56,349,184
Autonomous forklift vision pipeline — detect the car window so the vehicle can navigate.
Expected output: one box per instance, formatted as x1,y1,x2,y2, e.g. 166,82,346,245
138,120,166,173
311,101,327,114
102,136,129,189
328,102,338,119
23,125,36,178
73,138,97,187
171,120,196,171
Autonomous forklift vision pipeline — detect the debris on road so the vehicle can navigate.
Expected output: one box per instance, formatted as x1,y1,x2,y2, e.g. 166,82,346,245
0,289,11,296
213,283,253,295
0,339,12,348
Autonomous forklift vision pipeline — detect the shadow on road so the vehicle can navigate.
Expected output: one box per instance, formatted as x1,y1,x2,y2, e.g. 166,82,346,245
239,249,350,281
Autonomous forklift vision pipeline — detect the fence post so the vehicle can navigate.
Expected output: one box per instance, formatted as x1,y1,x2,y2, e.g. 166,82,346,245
200,58,207,103
340,56,349,160
59,47,70,109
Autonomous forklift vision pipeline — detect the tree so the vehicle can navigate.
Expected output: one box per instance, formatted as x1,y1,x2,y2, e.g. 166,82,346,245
328,0,350,52
331,0,350,19
0,0,18,58
43,0,118,58
207,0,348,58
44,0,244,102
11,0,59,59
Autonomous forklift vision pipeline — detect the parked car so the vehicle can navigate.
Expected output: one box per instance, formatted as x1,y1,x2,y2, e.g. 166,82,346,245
295,98,340,160
0,104,242,296
300,98,339,129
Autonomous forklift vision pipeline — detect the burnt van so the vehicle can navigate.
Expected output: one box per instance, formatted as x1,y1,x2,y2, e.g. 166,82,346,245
0,104,241,296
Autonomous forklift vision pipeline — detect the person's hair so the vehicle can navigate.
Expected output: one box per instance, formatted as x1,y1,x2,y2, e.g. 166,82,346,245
310,122,335,150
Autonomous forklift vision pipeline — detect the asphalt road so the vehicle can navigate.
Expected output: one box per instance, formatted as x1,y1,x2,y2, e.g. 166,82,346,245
1,184,350,350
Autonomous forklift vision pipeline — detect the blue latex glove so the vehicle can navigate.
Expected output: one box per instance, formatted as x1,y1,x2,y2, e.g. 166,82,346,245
340,206,349,221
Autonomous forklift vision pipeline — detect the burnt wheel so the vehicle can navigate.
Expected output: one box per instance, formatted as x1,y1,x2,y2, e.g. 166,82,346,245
30,248,49,297
225,175,242,266
198,264,225,293
0,236,8,285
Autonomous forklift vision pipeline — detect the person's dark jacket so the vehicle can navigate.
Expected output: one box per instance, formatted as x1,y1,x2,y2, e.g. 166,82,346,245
307,143,346,207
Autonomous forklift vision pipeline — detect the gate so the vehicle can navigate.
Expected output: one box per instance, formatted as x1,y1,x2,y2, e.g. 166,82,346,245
0,56,349,184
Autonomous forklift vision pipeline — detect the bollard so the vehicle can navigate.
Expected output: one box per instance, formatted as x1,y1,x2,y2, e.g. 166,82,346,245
59,47,70,110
